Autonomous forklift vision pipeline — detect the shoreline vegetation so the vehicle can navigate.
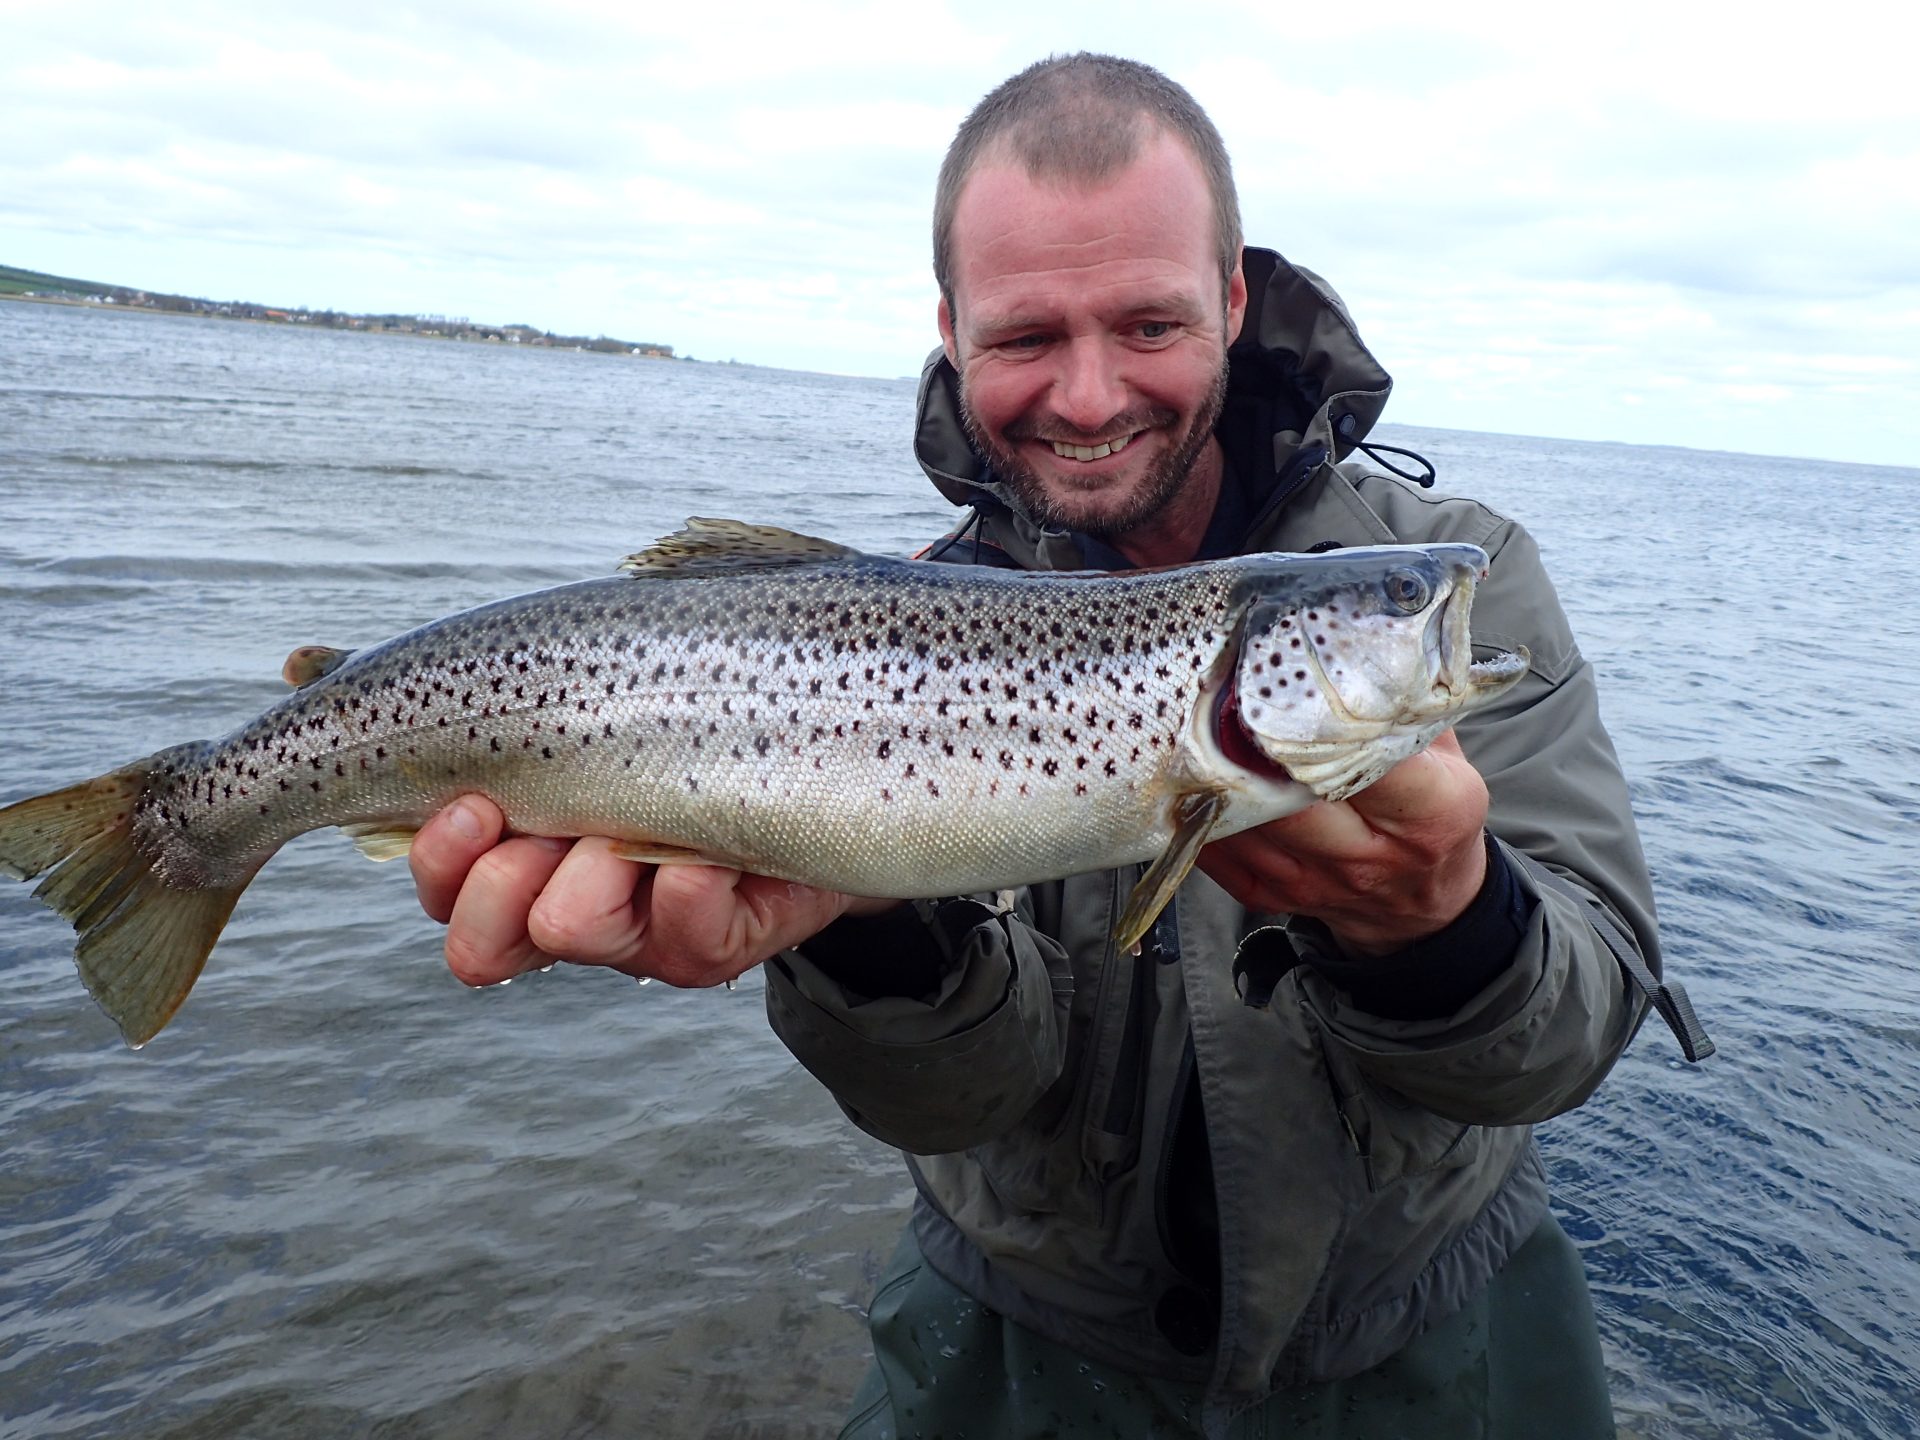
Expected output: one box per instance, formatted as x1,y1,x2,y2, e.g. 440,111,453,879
0,262,681,359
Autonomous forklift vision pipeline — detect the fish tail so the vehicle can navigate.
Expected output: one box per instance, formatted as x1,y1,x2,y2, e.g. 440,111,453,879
0,760,249,1048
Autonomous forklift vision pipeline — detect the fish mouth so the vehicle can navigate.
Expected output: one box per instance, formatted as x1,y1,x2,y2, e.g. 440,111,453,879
1425,587,1463,697
1427,584,1528,700
1419,564,1527,698
1467,648,1529,690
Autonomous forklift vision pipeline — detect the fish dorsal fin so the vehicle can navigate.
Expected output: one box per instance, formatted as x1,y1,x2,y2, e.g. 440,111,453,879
618,518,859,576
282,645,356,688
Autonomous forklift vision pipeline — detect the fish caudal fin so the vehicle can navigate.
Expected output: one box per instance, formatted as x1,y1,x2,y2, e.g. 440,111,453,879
0,769,247,1048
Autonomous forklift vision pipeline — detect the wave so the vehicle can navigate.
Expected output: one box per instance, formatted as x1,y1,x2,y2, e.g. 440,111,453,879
43,453,482,480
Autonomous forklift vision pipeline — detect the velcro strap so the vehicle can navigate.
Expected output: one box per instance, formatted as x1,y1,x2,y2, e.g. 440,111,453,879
1534,869,1715,1062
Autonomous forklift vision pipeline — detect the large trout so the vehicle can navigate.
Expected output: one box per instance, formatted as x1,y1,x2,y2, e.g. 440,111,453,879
0,519,1525,1046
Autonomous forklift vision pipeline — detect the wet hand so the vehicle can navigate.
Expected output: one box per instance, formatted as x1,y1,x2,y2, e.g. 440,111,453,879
409,796,887,987
1197,732,1490,956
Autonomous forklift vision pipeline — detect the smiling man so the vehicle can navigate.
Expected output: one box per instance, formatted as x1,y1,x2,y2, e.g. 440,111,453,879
937,125,1244,567
409,53,1704,1440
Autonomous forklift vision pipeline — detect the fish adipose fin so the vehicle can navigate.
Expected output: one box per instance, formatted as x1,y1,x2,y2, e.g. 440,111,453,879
340,823,420,862
618,518,860,576
282,645,356,688
0,767,251,1048
1114,787,1229,955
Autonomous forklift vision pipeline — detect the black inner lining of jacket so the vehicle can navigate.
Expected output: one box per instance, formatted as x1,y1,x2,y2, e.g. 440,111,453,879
1303,836,1534,1021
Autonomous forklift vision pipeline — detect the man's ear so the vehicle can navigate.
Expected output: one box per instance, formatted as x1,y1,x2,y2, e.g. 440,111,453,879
1225,260,1249,347
937,293,960,367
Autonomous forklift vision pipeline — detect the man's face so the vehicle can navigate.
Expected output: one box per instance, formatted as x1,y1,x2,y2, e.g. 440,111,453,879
939,132,1247,541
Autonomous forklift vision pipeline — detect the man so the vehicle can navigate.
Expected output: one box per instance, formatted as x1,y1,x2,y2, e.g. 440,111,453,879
410,54,1705,1438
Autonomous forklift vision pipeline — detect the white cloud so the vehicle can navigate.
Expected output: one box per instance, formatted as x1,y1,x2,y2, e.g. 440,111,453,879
0,0,1915,463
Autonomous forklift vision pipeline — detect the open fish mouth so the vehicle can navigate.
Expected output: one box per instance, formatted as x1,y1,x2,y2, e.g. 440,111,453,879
1427,578,1528,700
1467,649,1529,689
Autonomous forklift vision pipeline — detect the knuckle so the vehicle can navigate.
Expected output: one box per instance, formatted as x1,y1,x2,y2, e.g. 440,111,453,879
466,844,527,895
443,929,503,987
526,901,598,958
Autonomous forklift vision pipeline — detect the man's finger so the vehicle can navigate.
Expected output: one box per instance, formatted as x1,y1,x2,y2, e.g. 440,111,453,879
643,866,853,986
410,795,505,923
443,834,573,986
1341,732,1478,831
526,837,652,965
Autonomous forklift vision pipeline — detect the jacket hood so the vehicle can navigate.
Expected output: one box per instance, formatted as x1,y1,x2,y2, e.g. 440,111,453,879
912,246,1395,515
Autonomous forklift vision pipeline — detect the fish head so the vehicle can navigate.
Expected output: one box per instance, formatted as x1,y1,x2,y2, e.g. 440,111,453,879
1222,544,1528,801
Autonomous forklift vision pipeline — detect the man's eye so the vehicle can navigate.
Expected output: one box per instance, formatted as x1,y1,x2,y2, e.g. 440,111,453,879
1138,321,1172,339
1004,334,1047,350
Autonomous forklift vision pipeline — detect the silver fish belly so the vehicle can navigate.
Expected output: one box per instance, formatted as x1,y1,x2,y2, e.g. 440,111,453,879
0,519,1524,1044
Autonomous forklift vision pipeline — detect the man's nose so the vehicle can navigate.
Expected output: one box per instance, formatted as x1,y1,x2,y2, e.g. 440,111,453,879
1052,338,1127,433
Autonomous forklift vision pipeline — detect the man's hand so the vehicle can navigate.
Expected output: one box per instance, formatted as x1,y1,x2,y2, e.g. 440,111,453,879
1197,731,1490,956
408,796,892,988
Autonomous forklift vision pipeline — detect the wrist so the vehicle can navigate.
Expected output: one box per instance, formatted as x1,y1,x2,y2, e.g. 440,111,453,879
1297,836,1535,1020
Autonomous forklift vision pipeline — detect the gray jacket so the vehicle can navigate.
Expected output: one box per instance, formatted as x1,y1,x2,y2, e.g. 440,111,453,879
767,248,1679,1414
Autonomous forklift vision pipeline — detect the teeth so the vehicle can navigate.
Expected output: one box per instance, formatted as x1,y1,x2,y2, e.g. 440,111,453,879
1051,432,1133,461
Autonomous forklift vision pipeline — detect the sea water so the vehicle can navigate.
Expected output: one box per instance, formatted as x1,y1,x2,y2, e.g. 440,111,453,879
1,299,1915,1439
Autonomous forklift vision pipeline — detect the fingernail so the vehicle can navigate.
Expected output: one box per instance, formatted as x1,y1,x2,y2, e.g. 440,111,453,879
525,835,570,853
447,799,483,841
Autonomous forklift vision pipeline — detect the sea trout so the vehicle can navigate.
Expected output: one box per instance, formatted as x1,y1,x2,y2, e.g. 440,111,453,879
0,519,1526,1046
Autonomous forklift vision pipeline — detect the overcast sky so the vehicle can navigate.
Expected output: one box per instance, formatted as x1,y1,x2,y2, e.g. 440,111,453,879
3,0,1916,467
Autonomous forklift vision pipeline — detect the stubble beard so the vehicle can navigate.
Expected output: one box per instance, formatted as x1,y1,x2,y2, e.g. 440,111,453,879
960,360,1230,542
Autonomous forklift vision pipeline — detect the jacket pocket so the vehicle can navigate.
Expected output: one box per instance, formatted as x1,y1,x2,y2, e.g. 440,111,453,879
1315,1020,1485,1191
968,873,1134,1216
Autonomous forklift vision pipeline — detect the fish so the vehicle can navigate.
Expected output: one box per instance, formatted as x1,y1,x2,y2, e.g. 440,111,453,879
0,519,1527,1047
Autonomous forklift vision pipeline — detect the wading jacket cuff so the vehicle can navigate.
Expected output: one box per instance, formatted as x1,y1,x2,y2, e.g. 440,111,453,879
766,905,1065,1152
1294,833,1534,1020
791,901,960,1002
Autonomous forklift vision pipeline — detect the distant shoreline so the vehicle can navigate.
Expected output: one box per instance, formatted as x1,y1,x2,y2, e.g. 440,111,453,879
0,271,681,360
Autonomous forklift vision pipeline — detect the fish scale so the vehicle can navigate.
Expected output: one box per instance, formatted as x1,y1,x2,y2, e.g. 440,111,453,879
0,519,1525,1045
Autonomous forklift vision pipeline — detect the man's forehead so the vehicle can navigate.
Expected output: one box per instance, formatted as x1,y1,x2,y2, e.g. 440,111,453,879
953,131,1208,220
945,135,1219,314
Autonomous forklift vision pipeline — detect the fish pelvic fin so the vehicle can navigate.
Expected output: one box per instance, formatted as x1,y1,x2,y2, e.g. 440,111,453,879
340,823,420,862
606,838,742,867
617,518,860,576
1114,787,1229,955
0,764,251,1048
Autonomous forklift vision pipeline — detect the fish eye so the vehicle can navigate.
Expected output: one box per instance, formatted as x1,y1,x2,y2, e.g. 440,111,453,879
1383,568,1431,614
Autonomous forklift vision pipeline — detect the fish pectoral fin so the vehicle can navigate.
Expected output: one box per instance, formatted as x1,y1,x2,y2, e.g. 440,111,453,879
1113,787,1229,956
340,823,421,862
617,518,860,576
606,838,734,867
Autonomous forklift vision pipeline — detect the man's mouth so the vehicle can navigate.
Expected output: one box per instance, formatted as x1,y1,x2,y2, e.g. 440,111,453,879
1047,431,1138,462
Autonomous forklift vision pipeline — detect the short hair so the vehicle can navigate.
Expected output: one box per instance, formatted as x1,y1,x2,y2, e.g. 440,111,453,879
933,53,1243,309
